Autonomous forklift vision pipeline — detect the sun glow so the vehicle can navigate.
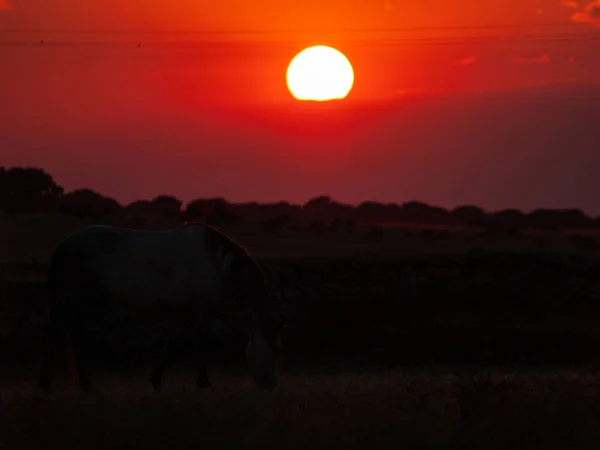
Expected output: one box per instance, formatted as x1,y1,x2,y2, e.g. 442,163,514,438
286,45,354,102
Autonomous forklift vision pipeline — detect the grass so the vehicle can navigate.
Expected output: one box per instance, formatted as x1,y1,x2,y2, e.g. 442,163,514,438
3,214,600,449
2,364,600,450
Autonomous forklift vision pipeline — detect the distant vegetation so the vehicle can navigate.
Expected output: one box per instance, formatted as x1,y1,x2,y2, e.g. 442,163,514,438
1,165,598,231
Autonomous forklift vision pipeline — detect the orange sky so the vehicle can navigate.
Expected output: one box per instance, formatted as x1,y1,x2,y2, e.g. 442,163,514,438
2,0,600,103
1,1,600,213
1,0,599,30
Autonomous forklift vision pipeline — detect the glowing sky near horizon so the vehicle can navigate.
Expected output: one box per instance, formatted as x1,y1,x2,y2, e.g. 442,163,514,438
1,0,600,213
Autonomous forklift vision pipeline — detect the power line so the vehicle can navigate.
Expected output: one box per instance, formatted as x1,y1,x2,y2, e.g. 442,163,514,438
1,32,599,49
1,22,598,52
0,21,589,36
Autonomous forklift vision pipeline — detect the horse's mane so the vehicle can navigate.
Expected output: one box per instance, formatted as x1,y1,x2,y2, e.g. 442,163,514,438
182,221,278,330
181,220,206,228
182,220,251,256
182,221,268,287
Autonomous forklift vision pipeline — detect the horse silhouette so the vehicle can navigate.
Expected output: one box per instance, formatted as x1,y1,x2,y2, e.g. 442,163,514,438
38,222,286,393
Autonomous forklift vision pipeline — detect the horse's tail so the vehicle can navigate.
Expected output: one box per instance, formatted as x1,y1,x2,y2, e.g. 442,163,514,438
38,252,72,391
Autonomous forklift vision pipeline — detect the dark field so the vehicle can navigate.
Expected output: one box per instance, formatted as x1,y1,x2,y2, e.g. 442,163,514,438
3,365,600,450
3,214,600,449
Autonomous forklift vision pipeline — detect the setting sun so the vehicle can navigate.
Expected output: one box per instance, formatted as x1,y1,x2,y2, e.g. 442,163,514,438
286,46,355,102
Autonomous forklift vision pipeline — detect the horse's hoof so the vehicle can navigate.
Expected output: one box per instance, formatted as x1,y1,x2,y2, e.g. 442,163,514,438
38,381,52,393
149,378,162,392
38,386,53,397
81,385,97,395
196,380,212,389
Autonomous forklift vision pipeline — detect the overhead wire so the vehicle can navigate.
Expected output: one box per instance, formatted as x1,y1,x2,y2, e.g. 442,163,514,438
1,22,598,50
0,21,588,34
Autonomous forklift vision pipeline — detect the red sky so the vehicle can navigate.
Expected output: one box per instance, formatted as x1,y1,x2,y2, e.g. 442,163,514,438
1,0,600,213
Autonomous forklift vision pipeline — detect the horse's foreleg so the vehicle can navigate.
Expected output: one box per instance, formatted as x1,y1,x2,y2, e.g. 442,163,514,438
149,324,170,391
196,321,212,389
38,318,61,392
68,318,94,394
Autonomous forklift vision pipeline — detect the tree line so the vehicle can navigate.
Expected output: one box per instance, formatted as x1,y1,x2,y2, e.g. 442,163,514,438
1,166,598,231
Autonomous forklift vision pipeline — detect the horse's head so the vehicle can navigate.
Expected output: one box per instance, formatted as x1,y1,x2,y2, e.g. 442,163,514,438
243,289,291,390
241,254,300,390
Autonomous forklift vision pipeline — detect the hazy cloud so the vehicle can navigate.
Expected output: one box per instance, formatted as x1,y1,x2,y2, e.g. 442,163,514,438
453,56,476,66
560,0,579,7
515,53,551,64
0,0,12,11
393,88,424,97
570,0,600,25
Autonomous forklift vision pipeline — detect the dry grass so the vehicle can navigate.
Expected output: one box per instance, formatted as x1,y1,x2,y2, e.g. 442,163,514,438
2,365,600,450
3,214,600,449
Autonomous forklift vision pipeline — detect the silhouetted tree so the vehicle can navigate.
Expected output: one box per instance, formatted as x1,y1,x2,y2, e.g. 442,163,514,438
526,208,591,230
400,201,449,225
126,200,154,217
303,195,354,222
184,199,205,221
356,201,382,222
363,224,384,240
0,166,63,213
303,195,333,220
58,189,122,218
0,167,5,207
271,201,300,218
234,201,301,222
451,205,486,227
307,219,326,234
262,213,293,231
328,217,357,233
184,198,229,220
355,201,402,223
304,195,332,209
123,200,157,228
488,209,526,229
206,203,243,226
151,195,182,219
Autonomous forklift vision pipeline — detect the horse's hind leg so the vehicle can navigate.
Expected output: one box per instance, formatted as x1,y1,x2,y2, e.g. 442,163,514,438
196,321,212,389
149,317,173,391
38,301,71,392
149,336,169,391
68,319,95,394
38,318,60,392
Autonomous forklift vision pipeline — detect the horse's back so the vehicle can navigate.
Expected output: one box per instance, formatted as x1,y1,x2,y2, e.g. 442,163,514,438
51,224,224,310
54,224,204,261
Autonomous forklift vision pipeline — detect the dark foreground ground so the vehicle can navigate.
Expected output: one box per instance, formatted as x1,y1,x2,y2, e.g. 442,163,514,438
3,251,600,449
2,363,600,450
4,218,600,449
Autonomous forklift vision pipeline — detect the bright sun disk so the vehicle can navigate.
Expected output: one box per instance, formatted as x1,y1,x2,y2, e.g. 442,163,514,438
286,45,354,102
